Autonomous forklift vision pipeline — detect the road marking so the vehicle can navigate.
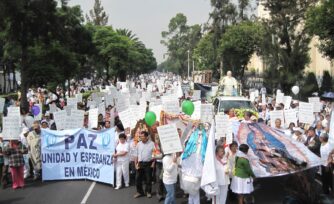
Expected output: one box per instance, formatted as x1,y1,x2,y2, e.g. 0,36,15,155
80,181,96,204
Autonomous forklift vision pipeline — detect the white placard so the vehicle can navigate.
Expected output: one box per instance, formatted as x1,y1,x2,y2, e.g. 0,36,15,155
284,109,298,128
215,115,232,140
162,100,180,114
276,92,284,104
283,96,292,109
2,115,21,140
150,105,162,121
270,110,284,128
88,108,99,129
298,102,315,124
250,92,256,102
8,107,20,116
0,98,5,113
69,109,84,129
191,101,201,120
49,103,58,114
67,98,78,107
91,93,102,105
98,103,106,117
261,94,266,105
53,110,67,130
308,97,322,113
116,95,130,113
75,94,83,103
329,109,334,144
201,104,213,123
157,124,183,154
119,109,136,129
105,94,114,107
192,90,201,101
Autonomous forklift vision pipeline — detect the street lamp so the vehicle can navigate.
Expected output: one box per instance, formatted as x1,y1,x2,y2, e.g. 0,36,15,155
187,50,190,80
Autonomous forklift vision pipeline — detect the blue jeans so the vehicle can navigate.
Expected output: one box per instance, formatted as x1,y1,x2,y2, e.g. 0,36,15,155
164,183,176,204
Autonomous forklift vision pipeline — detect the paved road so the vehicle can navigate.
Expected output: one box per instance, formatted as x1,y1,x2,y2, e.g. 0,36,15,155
0,176,290,204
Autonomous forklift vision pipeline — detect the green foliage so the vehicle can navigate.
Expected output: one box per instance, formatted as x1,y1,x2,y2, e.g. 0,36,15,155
306,0,334,60
300,72,319,100
86,0,109,26
219,21,264,79
160,13,202,76
259,0,317,93
194,33,215,71
320,71,333,94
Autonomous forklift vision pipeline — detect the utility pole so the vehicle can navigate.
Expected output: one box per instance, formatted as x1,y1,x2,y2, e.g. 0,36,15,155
187,50,190,80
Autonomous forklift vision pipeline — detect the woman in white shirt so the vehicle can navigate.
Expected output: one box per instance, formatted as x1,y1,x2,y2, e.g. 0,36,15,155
114,133,130,190
214,145,231,204
162,153,179,204
320,133,333,194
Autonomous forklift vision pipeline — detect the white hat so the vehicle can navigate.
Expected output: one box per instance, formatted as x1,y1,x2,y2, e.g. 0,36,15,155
293,127,304,134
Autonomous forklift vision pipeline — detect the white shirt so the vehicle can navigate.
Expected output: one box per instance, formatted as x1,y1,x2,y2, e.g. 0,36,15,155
162,155,178,185
215,156,230,186
116,142,130,162
320,142,333,166
136,140,154,162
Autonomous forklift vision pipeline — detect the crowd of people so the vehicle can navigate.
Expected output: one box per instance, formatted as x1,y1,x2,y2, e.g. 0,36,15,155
0,72,334,204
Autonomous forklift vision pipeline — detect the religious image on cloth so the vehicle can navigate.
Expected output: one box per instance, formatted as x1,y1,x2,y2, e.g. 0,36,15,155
235,122,322,177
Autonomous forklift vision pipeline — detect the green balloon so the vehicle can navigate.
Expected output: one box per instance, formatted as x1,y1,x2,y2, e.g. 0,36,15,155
182,100,195,116
145,111,157,127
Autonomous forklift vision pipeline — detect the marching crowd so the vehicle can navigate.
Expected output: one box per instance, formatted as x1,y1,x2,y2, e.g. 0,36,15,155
0,73,334,204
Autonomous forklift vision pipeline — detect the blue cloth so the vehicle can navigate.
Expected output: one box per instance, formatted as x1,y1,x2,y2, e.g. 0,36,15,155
182,128,208,163
164,183,176,204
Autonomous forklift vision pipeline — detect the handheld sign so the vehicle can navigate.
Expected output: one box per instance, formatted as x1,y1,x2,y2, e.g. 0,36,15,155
0,98,5,113
157,124,183,154
201,104,213,123
298,102,315,124
270,110,284,128
88,108,99,129
2,115,21,140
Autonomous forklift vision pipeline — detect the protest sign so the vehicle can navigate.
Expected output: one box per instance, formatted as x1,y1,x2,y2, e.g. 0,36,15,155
116,95,130,113
75,94,83,103
261,94,266,105
84,78,91,86
41,128,115,184
215,115,232,140
157,124,183,154
250,92,256,102
67,98,78,107
104,94,114,107
53,110,67,130
308,97,322,113
192,90,201,101
150,105,162,121
119,109,136,129
276,92,284,104
98,103,106,117
284,109,298,128
49,103,58,114
2,115,21,140
191,101,201,120
298,102,314,124
201,104,213,123
329,109,334,144
283,96,292,109
0,98,5,113
34,103,43,121
270,110,284,128
88,108,99,129
8,106,20,116
68,109,84,129
162,100,180,114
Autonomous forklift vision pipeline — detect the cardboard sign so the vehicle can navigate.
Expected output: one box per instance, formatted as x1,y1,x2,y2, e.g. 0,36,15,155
76,94,83,103
284,109,298,128
298,102,315,124
88,108,99,129
162,100,180,114
53,110,67,130
201,104,213,123
0,98,5,113
2,115,21,140
308,97,322,113
49,103,58,114
270,110,284,128
215,115,232,140
157,124,183,154
276,92,284,104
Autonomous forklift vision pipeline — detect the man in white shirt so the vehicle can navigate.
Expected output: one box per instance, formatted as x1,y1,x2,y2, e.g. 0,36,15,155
134,131,155,198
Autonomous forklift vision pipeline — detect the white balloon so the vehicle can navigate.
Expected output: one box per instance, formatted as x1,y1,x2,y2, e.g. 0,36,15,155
291,86,299,95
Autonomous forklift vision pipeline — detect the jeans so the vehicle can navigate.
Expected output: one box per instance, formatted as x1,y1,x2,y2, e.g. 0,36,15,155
156,162,165,197
164,183,176,204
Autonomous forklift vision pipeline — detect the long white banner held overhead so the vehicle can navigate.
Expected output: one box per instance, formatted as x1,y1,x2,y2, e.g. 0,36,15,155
41,128,115,185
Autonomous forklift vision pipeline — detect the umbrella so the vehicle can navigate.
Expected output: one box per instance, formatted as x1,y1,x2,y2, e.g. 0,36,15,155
321,92,334,99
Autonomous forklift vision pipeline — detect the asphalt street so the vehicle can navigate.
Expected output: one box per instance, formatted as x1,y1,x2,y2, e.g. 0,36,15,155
0,176,290,204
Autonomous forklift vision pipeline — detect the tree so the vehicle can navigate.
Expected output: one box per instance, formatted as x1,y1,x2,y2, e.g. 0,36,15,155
238,0,250,21
300,72,319,99
219,21,264,79
306,0,334,60
259,0,317,94
161,13,201,76
194,33,216,71
86,0,108,26
320,71,333,94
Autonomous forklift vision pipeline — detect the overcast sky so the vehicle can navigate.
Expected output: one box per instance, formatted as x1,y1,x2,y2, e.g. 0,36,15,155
68,0,212,64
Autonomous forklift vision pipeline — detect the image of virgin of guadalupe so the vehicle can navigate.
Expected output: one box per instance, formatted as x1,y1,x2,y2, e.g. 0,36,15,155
246,123,307,175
